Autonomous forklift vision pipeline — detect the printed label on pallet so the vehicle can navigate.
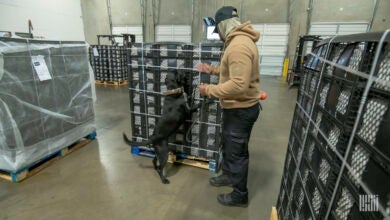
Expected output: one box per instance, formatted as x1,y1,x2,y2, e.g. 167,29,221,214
32,55,52,81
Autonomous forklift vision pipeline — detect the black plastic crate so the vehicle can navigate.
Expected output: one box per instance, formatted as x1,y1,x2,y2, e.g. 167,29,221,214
320,78,363,130
304,133,339,193
291,176,316,220
304,69,320,97
311,109,349,162
317,76,332,110
182,44,196,58
157,58,188,71
145,92,161,116
345,140,390,213
200,123,221,152
322,43,348,78
289,132,303,163
291,110,308,144
359,41,381,76
303,171,329,218
152,43,189,58
332,43,364,81
146,115,159,138
278,181,291,220
128,43,143,57
277,180,289,213
356,92,390,161
282,148,297,196
329,177,381,220
129,90,146,113
298,90,314,117
131,113,147,140
144,70,158,92
128,69,145,90
299,68,310,95
128,57,143,71
373,44,390,93
196,43,223,59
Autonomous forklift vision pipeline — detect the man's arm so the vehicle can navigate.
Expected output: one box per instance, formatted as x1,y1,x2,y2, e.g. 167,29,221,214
209,65,220,75
197,63,220,75
205,45,252,99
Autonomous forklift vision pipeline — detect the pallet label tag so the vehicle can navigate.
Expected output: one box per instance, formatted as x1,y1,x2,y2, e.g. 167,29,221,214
93,48,99,57
31,55,52,81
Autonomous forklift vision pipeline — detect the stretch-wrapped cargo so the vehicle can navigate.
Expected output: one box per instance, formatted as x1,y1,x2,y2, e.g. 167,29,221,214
0,38,96,172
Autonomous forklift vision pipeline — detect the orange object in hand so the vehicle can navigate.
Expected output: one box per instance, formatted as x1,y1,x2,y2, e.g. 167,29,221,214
260,91,267,100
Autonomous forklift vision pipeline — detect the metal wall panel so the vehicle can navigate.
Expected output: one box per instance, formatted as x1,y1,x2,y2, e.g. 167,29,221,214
112,26,143,43
309,23,369,37
253,23,290,76
307,23,369,53
155,25,191,42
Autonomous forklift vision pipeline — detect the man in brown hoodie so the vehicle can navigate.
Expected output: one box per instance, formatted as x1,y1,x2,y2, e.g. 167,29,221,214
197,6,261,207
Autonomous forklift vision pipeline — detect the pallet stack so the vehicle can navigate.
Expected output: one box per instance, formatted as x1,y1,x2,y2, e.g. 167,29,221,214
89,45,128,83
127,42,223,164
0,38,96,180
277,32,390,220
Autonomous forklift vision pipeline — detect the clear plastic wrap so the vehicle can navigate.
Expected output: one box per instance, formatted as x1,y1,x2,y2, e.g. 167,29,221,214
0,38,96,172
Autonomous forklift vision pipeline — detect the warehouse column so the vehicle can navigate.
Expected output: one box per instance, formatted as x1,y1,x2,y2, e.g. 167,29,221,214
286,0,311,69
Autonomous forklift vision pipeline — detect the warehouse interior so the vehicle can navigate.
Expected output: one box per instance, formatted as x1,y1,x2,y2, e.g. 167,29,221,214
0,0,389,220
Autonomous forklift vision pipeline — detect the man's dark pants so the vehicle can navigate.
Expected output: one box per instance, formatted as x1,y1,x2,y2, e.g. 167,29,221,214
222,103,260,199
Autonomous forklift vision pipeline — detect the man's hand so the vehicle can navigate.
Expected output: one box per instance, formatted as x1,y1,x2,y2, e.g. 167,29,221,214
198,83,209,96
196,63,212,74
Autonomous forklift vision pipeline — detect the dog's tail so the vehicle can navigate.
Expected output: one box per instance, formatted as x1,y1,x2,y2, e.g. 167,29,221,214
123,133,153,146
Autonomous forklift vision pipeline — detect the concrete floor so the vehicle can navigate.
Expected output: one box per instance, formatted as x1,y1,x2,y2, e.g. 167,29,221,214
0,76,297,220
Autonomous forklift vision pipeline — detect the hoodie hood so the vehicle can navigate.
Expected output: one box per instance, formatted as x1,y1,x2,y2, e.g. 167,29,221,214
217,17,242,39
225,21,260,45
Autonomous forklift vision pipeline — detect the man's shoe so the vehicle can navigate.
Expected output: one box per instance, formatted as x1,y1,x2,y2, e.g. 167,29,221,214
217,193,248,207
209,174,232,187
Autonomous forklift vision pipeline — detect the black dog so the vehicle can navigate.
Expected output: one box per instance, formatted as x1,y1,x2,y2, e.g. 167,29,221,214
123,70,202,184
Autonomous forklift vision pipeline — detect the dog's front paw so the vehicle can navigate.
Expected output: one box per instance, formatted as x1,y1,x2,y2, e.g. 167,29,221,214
162,178,170,184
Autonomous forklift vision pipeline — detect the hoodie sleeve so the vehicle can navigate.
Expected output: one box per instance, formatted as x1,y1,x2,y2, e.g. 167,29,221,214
210,65,220,75
205,44,252,99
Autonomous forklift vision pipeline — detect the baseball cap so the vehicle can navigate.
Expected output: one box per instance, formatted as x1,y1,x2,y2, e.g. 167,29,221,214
213,6,239,33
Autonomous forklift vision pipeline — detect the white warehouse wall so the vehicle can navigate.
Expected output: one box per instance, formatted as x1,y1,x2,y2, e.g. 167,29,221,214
0,0,85,41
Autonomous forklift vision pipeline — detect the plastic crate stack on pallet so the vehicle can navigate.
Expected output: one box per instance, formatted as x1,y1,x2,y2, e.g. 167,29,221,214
89,45,128,83
127,42,223,166
277,31,390,220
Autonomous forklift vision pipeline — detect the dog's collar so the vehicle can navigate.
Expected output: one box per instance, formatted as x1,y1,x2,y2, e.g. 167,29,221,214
163,87,191,111
163,87,184,96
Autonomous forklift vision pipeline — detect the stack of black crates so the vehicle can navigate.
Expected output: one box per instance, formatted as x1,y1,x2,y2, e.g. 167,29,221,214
127,42,224,162
89,45,128,82
277,31,390,220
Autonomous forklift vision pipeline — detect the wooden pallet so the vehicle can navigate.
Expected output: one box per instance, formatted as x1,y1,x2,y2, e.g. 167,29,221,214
168,153,214,171
94,80,128,86
131,146,217,172
0,132,97,182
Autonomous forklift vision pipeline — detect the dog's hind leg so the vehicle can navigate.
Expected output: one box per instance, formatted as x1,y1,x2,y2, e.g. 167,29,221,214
152,156,158,170
155,139,170,184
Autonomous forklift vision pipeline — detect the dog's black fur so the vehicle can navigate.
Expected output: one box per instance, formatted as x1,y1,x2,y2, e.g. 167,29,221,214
123,70,201,184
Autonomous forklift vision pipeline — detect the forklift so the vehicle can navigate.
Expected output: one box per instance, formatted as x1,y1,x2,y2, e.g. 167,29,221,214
287,35,322,87
97,34,135,46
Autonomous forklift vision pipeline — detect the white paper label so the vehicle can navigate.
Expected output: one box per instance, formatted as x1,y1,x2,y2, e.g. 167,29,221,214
31,55,52,81
93,48,99,57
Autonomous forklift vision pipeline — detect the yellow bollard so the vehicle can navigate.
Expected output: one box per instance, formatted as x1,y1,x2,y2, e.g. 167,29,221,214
270,206,278,220
282,58,289,79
